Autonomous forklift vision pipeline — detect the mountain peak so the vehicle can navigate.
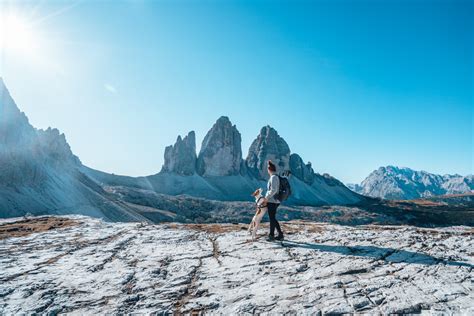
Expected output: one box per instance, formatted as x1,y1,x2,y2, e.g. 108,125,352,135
355,166,473,199
0,78,9,97
161,131,197,175
216,116,231,124
0,78,15,109
260,125,278,135
246,125,290,180
289,153,315,184
197,116,243,176
0,79,37,146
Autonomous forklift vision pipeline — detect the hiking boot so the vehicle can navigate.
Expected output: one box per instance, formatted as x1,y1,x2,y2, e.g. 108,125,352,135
275,234,284,241
266,235,275,242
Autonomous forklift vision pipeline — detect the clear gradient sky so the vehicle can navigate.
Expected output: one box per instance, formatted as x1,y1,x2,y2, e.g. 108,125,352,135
0,0,472,183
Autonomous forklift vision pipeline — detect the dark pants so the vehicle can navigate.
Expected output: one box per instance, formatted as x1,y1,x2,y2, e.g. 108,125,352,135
267,202,283,236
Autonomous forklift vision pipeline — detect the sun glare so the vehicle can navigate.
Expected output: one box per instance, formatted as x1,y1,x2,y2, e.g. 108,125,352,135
0,13,37,56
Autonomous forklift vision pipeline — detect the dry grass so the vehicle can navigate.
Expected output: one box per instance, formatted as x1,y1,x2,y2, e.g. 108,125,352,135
0,217,79,240
181,223,248,234
392,193,474,207
282,220,326,234
166,220,327,236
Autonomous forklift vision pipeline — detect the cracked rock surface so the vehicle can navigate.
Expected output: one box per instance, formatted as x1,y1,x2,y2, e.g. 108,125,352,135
0,216,472,314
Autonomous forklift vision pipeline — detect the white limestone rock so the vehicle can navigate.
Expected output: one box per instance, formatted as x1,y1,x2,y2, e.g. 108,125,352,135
246,126,291,180
354,166,473,200
197,116,243,177
289,153,315,184
161,131,197,176
0,216,472,314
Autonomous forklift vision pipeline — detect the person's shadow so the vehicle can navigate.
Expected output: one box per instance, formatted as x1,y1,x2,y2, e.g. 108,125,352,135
281,240,473,268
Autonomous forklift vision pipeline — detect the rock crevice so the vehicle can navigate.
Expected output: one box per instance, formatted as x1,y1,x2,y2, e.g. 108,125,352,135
1,216,471,314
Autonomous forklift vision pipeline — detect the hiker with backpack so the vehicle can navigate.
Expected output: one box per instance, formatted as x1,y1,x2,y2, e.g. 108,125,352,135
263,160,290,241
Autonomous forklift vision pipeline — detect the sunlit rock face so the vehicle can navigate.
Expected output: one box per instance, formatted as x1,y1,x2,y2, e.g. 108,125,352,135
0,78,36,148
161,131,197,176
196,116,243,177
442,175,474,195
36,127,80,167
289,153,315,185
354,166,474,200
0,80,80,186
246,126,290,180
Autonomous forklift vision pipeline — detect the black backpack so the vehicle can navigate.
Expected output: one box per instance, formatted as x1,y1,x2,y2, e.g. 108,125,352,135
276,175,291,202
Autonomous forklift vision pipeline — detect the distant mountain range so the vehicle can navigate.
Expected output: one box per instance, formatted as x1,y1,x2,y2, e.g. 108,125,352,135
0,79,362,220
348,166,473,200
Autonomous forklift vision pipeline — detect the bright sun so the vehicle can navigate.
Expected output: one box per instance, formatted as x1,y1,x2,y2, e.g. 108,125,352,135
0,3,76,73
0,13,37,55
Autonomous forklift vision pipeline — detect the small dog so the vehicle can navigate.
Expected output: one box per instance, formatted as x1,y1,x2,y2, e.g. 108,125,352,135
248,188,268,241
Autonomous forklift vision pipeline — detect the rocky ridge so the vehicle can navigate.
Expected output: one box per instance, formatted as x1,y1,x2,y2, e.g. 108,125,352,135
350,166,474,200
0,79,152,222
161,131,197,175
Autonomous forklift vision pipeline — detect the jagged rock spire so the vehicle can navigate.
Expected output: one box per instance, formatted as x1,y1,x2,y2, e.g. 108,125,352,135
197,116,243,176
161,131,197,175
289,153,315,184
245,125,290,180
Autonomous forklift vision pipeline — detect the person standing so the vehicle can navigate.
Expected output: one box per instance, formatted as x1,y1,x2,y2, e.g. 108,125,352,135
263,160,284,241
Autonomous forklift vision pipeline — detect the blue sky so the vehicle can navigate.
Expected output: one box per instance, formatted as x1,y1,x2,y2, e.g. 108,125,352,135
1,0,472,183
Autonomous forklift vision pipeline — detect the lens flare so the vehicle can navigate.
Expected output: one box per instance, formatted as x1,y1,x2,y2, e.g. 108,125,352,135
0,13,37,56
